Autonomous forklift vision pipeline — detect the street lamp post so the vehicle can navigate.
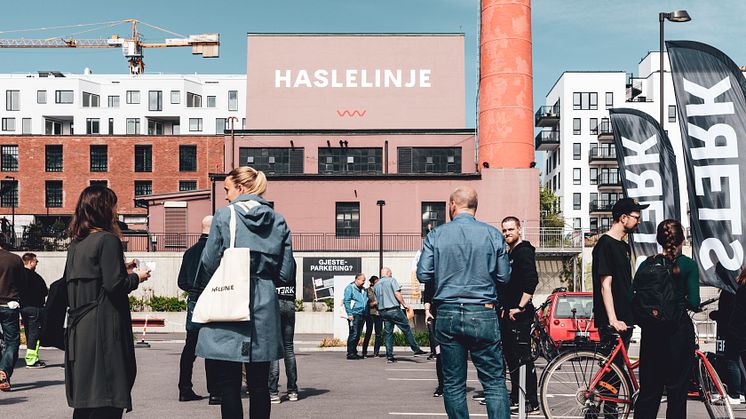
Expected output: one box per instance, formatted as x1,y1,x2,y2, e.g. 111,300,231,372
227,116,239,169
377,200,385,272
659,10,691,127
4,175,15,245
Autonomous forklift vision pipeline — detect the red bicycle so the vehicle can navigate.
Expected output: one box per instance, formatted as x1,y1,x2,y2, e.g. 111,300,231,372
539,298,733,419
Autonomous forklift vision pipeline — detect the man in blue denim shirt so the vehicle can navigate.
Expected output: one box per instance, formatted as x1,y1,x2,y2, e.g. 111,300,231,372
375,267,428,363
343,273,368,360
417,186,512,419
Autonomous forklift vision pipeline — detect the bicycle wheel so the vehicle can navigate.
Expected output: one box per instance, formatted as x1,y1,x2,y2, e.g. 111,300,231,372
530,332,541,362
697,355,734,419
540,350,632,419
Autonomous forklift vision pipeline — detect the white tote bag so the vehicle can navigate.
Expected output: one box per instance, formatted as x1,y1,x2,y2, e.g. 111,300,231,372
192,203,253,323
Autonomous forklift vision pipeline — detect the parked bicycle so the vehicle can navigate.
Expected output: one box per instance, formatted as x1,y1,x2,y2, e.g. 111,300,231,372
530,298,559,362
538,297,733,419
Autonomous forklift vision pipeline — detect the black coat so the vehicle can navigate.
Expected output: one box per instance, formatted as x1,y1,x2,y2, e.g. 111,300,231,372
64,232,140,411
177,234,207,301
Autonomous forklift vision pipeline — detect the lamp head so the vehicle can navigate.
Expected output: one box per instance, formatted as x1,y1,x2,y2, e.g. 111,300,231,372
664,10,691,22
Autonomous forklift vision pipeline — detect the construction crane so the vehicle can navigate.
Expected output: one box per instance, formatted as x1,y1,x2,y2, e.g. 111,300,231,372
0,19,219,74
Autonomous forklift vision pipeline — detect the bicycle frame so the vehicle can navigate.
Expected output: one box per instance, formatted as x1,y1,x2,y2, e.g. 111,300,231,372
585,335,639,405
694,349,728,396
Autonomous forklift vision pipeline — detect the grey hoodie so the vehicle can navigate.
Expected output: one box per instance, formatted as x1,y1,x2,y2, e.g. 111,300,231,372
194,193,295,363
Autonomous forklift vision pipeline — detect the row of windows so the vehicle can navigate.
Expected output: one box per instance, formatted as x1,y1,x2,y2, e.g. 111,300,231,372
572,117,610,136
0,179,198,208
0,117,245,135
36,144,198,173
546,166,621,193
237,147,462,175
336,202,446,237
572,92,614,111
10,89,239,111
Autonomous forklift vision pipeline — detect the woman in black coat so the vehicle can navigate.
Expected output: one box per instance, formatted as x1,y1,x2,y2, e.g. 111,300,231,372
64,186,150,419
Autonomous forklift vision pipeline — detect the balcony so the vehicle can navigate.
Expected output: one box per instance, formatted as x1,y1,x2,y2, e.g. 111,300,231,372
597,174,622,190
535,105,560,127
589,199,614,214
598,122,614,142
535,130,560,151
589,146,618,165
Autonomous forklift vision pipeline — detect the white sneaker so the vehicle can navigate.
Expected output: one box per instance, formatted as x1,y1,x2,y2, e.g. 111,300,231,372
728,396,741,405
270,394,281,404
741,395,745,403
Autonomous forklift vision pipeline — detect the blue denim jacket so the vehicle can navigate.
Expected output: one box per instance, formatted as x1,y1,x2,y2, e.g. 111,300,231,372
343,282,368,316
416,213,511,305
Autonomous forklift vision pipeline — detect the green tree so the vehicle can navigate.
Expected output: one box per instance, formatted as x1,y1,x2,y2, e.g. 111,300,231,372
540,187,564,228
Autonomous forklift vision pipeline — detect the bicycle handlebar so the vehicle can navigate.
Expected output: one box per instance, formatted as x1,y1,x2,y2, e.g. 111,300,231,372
698,296,719,309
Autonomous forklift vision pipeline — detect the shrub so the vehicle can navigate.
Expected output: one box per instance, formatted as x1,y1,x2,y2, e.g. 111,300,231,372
129,295,145,312
318,337,345,347
324,299,335,311
148,295,187,312
358,331,431,347
294,299,304,312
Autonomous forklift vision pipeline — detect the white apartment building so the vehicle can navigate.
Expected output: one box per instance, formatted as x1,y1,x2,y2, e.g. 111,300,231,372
536,52,692,233
0,71,246,136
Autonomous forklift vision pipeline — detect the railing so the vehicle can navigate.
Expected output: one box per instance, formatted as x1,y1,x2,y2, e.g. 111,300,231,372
589,146,617,161
534,105,560,126
597,173,621,187
589,199,614,213
535,131,560,149
121,232,203,252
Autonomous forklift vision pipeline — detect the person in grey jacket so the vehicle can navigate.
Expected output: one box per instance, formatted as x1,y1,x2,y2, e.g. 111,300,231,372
194,166,295,419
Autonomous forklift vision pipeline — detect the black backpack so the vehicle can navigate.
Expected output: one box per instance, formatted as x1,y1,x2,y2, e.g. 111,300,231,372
631,255,685,328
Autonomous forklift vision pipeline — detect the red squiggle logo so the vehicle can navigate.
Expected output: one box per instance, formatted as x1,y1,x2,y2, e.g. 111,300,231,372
336,110,367,117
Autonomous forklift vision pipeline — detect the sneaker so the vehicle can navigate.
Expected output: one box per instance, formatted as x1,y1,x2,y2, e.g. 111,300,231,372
387,358,397,363
472,394,485,401
509,403,540,412
26,361,47,369
346,354,362,360
728,396,741,405
741,395,745,403
433,387,443,397
427,353,436,360
270,394,281,404
287,392,298,402
413,349,428,356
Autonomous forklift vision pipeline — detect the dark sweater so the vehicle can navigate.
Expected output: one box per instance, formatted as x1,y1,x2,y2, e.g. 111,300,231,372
178,234,208,301
21,268,48,308
499,241,539,309
0,249,24,304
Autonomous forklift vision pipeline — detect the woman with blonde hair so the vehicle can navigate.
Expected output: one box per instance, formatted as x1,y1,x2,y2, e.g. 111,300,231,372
195,166,295,419
64,185,150,419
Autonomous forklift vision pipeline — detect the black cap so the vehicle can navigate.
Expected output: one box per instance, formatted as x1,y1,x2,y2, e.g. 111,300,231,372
612,197,650,219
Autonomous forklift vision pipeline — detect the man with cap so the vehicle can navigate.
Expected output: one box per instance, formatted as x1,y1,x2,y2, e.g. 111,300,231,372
592,197,649,348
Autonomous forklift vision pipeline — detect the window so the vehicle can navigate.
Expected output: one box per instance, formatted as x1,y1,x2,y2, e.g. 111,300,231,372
21,118,31,134
590,167,598,185
1,118,15,132
206,96,216,108
126,90,140,104
421,202,446,236
86,118,100,134
599,167,620,185
590,192,598,208
170,90,180,104
0,180,17,208
148,91,162,111
573,143,581,160
189,118,202,132
668,105,677,123
600,117,610,133
126,118,140,135
239,148,304,174
590,218,598,233
45,180,63,208
398,147,461,174
6,90,19,111
573,218,581,229
216,118,226,133
228,90,238,111
557,173,561,190
590,118,598,135
108,118,114,134
1,145,18,171
134,180,152,197
335,202,360,237
573,168,581,185
186,92,202,107
319,148,383,175
134,145,152,172
179,145,197,172
605,92,614,108
147,120,163,135
45,145,63,172
90,180,108,187
108,95,120,108
82,92,100,108
179,180,197,191
573,118,581,135
572,92,598,110
90,145,108,172
37,90,47,104
55,90,73,104
573,193,581,210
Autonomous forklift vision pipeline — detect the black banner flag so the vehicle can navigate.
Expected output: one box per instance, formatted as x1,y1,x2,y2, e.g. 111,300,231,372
609,108,681,265
667,40,746,292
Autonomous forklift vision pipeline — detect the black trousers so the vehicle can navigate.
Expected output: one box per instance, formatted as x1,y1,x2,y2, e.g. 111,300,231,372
634,318,695,419
362,314,382,356
206,359,270,419
428,317,444,390
500,312,538,405
72,407,123,419
178,329,207,394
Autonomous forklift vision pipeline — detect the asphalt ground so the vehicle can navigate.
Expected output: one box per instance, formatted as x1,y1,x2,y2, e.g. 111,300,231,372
1,334,745,418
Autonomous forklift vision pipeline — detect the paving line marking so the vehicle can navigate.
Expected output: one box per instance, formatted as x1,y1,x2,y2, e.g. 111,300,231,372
387,378,481,382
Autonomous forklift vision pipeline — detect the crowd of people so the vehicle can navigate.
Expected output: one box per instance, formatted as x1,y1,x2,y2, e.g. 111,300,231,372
0,167,745,419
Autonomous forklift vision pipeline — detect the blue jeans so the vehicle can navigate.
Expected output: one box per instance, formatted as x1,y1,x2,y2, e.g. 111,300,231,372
0,306,20,379
436,303,509,419
269,299,298,394
346,314,365,357
380,307,421,358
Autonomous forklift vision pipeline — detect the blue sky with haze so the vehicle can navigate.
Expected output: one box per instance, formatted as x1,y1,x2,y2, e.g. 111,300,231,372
0,0,742,131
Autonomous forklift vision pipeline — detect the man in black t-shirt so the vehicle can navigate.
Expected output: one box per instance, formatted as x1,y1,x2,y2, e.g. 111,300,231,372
592,198,649,348
20,253,48,369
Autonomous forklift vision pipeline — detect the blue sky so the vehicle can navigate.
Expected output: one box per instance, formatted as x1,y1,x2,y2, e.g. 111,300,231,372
0,0,743,131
